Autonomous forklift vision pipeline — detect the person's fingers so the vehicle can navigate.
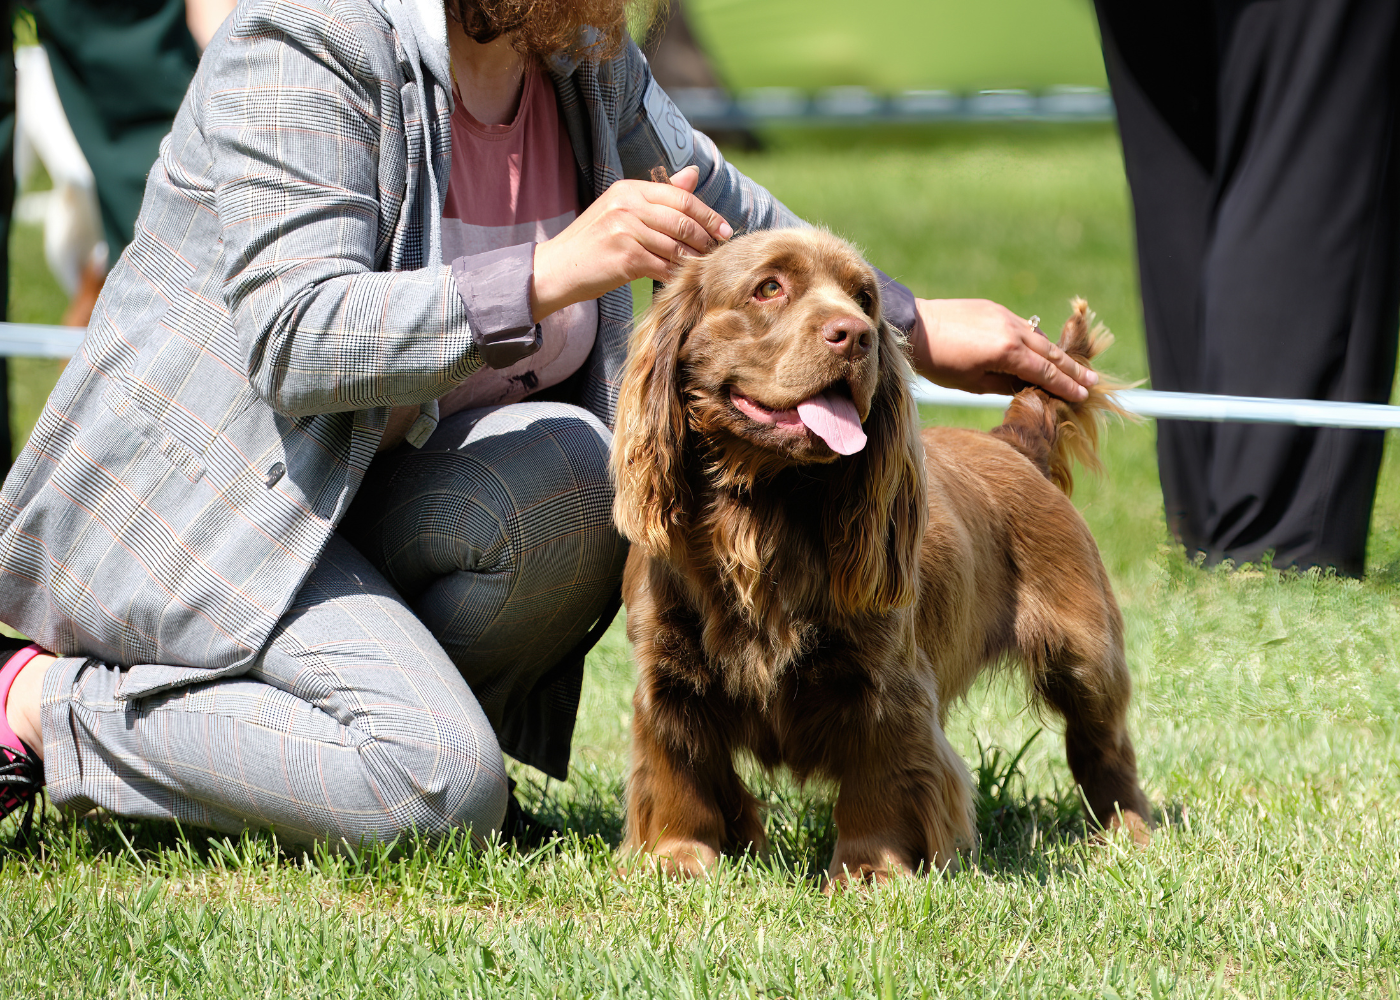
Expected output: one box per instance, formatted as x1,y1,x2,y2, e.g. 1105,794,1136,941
1021,328,1098,387
1007,340,1089,401
635,204,715,256
641,180,733,241
600,187,711,257
635,253,677,283
622,218,698,274
667,164,700,192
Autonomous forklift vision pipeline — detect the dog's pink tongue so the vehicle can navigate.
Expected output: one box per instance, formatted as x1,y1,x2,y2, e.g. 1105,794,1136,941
796,391,866,455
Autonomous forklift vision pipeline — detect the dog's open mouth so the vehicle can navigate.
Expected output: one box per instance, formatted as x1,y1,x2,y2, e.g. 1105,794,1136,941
729,384,867,455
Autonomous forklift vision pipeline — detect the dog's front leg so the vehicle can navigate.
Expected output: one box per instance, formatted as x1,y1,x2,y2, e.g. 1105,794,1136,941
621,582,764,877
623,700,728,876
624,677,765,876
822,671,975,886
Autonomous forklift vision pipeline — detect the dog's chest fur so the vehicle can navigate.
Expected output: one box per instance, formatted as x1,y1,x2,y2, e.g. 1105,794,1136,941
666,471,881,703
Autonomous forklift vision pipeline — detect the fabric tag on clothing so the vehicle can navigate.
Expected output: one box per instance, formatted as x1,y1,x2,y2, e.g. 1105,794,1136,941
405,400,440,449
643,77,694,176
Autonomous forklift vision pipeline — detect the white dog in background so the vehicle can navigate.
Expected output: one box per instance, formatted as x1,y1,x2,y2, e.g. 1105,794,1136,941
14,44,105,314
13,2,236,328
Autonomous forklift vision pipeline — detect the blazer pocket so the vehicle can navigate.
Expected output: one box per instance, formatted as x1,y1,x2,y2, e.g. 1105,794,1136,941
103,384,207,484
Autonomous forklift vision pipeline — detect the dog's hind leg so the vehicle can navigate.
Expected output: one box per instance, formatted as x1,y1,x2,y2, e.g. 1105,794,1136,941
1018,577,1152,844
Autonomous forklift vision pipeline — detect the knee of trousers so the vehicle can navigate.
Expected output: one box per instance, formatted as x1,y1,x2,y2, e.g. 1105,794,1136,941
517,401,615,506
413,402,619,571
354,715,510,844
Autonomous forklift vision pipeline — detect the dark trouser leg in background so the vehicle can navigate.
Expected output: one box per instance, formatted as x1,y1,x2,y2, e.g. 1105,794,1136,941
1096,0,1400,575
33,0,198,261
1094,0,1217,550
0,7,15,473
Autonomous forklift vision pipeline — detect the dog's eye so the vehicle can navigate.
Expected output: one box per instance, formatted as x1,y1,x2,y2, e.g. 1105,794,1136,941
755,279,783,300
856,290,874,314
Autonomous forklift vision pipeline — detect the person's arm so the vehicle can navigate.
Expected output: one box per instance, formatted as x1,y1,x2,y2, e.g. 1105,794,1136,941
208,3,491,416
879,279,1097,401
185,0,238,49
212,15,727,414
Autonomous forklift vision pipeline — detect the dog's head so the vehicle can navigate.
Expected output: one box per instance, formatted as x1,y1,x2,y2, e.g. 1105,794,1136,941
613,228,927,615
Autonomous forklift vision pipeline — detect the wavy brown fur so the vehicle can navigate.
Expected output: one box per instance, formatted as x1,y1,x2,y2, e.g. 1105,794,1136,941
613,230,1151,884
989,299,1130,496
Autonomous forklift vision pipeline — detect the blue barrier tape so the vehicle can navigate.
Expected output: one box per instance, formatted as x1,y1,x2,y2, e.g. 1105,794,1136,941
0,322,84,359
9,323,1395,431
672,86,1115,130
914,379,1400,431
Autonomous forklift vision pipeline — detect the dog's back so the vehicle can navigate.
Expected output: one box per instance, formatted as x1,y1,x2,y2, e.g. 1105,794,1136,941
913,302,1150,845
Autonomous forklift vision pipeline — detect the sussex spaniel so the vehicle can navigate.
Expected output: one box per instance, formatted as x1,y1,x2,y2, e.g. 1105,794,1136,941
611,228,1150,883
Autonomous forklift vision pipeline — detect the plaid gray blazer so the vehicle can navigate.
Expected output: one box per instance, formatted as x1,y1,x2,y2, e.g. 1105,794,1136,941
0,0,802,704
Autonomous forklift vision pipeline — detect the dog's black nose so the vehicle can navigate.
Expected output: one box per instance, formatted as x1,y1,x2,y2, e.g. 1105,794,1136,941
821,315,872,360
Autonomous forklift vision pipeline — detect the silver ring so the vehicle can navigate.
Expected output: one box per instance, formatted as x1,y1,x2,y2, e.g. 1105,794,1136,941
1027,315,1042,335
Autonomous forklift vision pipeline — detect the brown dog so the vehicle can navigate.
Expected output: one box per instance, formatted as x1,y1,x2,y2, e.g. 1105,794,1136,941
611,229,1150,883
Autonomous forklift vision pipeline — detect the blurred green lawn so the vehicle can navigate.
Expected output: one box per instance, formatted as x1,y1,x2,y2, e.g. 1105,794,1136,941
689,0,1107,92
13,127,1400,995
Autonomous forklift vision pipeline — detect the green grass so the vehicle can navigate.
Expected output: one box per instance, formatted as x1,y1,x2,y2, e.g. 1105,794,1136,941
6,219,69,459
687,0,1107,93
9,129,1400,996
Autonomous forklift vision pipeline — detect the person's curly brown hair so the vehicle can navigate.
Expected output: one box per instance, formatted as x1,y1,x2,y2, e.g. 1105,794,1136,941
446,0,665,61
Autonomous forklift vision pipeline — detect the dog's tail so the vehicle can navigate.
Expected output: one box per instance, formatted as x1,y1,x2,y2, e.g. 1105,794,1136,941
988,299,1129,497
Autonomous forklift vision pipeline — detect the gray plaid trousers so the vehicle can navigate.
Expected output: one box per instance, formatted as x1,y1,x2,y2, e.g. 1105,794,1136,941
40,403,623,845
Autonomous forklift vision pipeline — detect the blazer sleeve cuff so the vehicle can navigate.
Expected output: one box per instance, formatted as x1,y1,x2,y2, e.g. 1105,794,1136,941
450,243,543,370
873,267,918,336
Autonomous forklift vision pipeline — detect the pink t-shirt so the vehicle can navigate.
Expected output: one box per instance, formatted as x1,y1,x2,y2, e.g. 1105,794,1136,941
382,68,595,450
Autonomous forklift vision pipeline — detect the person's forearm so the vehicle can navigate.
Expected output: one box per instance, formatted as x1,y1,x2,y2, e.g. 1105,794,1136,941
229,263,483,416
186,0,238,49
909,297,1097,401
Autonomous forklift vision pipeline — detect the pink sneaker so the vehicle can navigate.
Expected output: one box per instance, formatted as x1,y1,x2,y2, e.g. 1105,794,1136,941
0,640,46,838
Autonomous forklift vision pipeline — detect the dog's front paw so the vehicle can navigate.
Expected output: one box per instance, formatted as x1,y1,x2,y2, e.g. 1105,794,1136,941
629,837,719,879
824,841,928,891
823,862,909,893
1106,808,1153,847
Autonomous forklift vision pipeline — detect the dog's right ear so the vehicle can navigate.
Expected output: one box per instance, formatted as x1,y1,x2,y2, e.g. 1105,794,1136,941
612,266,707,560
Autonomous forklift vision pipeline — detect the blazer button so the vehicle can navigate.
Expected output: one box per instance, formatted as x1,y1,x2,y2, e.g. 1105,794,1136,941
264,462,286,488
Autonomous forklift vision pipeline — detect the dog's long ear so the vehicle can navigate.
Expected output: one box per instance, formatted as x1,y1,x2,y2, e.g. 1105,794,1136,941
824,321,928,616
611,267,708,559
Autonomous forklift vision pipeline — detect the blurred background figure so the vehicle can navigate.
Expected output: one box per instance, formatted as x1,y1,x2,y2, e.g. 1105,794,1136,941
1093,0,1400,576
642,0,759,149
15,42,104,328
0,0,235,468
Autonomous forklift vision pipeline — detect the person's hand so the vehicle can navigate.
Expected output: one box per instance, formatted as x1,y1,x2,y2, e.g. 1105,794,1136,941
531,164,732,321
910,297,1098,402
